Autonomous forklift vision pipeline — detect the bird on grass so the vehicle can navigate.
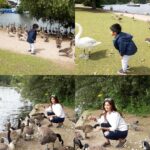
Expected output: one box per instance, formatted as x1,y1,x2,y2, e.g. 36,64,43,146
75,23,101,59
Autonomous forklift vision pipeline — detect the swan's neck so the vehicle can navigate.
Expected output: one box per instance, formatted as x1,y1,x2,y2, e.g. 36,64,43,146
75,24,82,41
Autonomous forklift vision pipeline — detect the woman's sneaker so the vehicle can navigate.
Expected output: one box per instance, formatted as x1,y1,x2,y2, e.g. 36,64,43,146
116,139,127,148
117,69,127,75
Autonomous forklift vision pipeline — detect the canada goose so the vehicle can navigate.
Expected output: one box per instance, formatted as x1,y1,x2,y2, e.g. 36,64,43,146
36,122,64,150
145,38,150,46
59,41,73,57
75,131,84,140
129,120,139,131
44,33,49,42
142,141,150,150
31,113,47,122
56,36,62,49
75,124,98,138
59,146,74,150
73,137,84,149
83,144,106,150
0,130,16,150
22,119,34,140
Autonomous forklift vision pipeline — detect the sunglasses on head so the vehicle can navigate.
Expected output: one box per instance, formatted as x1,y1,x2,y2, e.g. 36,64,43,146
104,98,112,101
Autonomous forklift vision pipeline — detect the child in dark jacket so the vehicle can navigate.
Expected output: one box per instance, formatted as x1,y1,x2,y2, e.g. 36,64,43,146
27,24,39,54
110,23,137,75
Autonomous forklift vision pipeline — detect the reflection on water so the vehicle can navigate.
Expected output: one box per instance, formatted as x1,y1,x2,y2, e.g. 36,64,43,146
104,4,150,15
0,86,32,131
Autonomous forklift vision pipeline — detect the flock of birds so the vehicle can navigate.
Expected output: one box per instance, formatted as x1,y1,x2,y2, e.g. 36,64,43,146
0,23,75,58
74,117,150,150
0,111,76,150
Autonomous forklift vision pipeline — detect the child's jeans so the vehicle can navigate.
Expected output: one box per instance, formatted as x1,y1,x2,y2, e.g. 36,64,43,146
29,43,35,53
121,55,131,72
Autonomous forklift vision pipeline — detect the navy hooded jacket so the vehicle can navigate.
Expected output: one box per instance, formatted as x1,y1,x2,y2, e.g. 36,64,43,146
113,32,137,56
27,29,37,43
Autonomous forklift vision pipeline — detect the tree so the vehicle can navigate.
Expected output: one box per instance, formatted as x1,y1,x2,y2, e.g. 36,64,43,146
20,0,74,23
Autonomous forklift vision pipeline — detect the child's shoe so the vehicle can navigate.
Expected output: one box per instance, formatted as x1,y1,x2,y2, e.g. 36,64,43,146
117,69,127,75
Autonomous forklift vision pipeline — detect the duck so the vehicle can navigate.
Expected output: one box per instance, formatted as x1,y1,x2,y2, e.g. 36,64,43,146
36,122,64,150
75,124,99,139
75,23,101,58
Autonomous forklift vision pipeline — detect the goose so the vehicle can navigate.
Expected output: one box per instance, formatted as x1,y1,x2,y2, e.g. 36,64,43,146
31,113,47,122
83,144,106,150
75,124,99,139
0,130,16,150
75,23,101,58
22,119,34,140
56,36,63,49
142,141,150,150
36,122,64,150
73,137,84,149
145,38,150,46
59,146,74,150
59,40,73,57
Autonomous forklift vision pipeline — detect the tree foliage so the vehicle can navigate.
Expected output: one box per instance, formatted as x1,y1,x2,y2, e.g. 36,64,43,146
75,76,150,115
0,76,75,107
20,0,74,23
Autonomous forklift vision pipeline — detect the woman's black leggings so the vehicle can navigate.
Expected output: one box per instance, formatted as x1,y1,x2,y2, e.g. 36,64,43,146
101,123,128,140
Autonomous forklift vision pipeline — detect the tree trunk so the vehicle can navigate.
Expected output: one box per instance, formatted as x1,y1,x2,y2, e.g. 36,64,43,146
91,0,96,9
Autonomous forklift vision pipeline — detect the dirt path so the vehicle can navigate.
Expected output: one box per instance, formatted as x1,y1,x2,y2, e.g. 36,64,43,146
0,30,75,70
75,110,150,150
0,104,75,150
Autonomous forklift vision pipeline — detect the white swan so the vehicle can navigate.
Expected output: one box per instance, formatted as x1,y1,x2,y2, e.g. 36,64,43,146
75,23,101,58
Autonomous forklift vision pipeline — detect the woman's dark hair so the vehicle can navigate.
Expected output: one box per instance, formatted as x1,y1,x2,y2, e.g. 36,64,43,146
103,98,117,112
33,24,39,29
101,98,122,119
110,23,122,34
50,95,59,103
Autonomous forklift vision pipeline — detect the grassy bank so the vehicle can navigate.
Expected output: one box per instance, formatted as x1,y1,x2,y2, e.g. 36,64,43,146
0,49,74,75
76,9,150,75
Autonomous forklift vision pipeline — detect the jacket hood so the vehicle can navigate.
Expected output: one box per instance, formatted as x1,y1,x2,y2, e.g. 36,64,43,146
116,32,133,41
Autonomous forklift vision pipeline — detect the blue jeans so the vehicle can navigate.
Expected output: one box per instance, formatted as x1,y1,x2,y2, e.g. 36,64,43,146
101,123,128,140
47,112,65,123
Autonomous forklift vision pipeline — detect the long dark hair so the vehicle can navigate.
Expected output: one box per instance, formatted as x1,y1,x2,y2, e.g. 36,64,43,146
50,95,60,104
101,98,122,119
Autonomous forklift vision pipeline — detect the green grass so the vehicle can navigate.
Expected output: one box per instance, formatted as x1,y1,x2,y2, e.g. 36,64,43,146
76,9,150,75
0,49,74,75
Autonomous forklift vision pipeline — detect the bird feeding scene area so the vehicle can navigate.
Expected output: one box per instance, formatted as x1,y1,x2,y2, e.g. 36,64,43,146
75,76,150,150
0,76,75,150
75,1,150,75
0,0,75,75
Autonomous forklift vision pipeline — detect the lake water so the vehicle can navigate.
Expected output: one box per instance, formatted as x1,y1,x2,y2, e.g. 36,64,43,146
0,13,75,33
0,86,32,131
104,4,150,15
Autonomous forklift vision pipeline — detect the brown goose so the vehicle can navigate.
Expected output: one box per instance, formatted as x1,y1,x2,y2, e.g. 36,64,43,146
36,122,64,150
22,119,34,140
75,124,99,138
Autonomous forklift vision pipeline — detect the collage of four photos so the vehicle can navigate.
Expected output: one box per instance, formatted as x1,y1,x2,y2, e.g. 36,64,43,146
0,0,150,150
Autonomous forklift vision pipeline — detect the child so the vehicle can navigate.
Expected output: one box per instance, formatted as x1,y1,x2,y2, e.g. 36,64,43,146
110,23,137,75
27,24,39,55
